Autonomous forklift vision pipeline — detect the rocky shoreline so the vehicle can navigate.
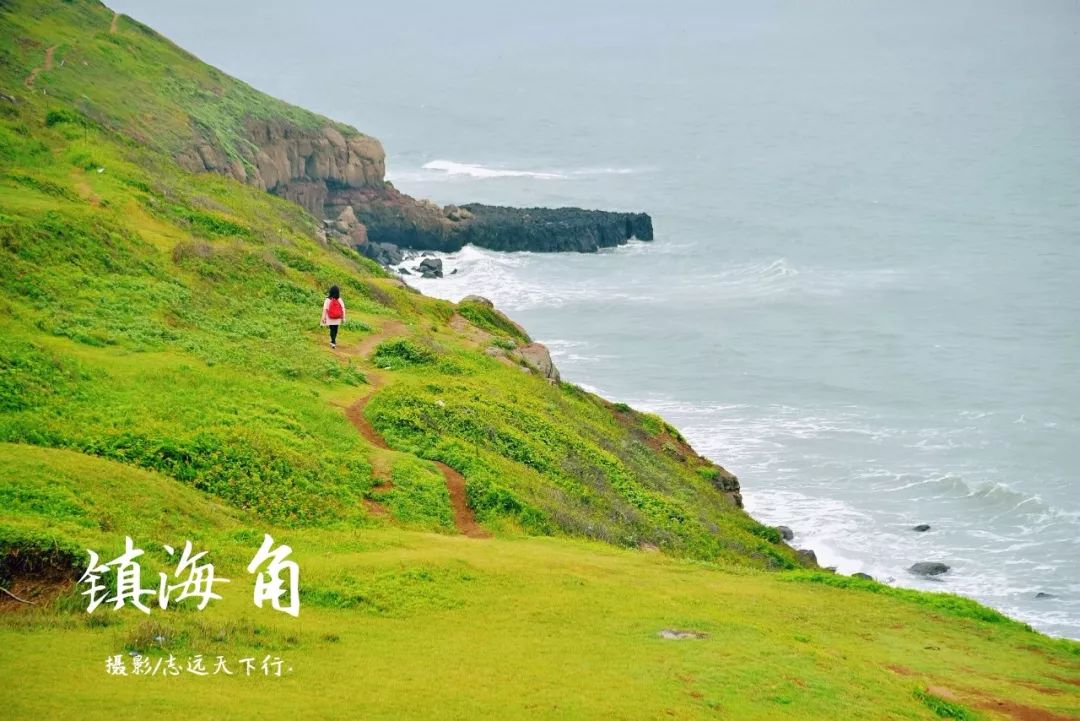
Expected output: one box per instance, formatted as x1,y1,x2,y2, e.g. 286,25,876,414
177,115,651,261
339,187,653,262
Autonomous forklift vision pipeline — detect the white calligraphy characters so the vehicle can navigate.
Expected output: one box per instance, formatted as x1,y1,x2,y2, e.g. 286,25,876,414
247,533,300,618
105,654,288,677
78,534,299,616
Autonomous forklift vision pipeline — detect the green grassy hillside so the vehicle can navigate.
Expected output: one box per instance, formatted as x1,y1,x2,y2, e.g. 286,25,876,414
1,0,356,167
1,1,1078,719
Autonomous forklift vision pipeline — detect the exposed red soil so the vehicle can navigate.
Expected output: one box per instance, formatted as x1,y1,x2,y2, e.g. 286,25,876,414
0,575,73,613
346,395,388,451
24,45,56,88
339,319,488,538
924,684,1079,721
435,460,489,539
974,698,1077,721
1015,680,1065,696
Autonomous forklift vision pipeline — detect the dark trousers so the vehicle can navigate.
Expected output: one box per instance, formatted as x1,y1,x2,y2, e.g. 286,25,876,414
329,324,339,344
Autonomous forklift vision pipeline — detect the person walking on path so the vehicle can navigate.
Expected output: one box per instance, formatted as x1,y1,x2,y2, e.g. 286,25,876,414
321,285,346,348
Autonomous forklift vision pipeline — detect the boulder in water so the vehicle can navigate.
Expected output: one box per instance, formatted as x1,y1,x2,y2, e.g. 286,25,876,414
356,240,403,266
912,524,931,532
909,561,949,576
418,257,443,278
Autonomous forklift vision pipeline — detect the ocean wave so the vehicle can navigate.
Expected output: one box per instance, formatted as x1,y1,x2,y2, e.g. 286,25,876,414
421,159,566,180
542,338,614,365
395,159,647,182
883,473,1080,525
397,245,660,310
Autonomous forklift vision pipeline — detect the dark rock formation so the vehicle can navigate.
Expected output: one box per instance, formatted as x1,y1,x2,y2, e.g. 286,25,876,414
909,562,950,576
912,524,931,532
175,116,651,259
333,187,652,255
418,257,443,278
700,465,742,508
1035,592,1055,599
358,241,403,266
852,572,874,581
777,525,794,541
335,187,455,250
172,110,652,259
450,203,653,253
796,549,818,566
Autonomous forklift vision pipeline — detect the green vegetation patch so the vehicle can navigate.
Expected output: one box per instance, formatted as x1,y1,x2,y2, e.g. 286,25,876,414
458,299,531,343
383,456,455,532
372,338,437,369
785,571,1030,629
913,689,982,720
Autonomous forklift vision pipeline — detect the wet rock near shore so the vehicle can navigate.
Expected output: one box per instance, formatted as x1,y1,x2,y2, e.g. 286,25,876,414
450,203,653,253
909,561,950,576
417,257,443,278
777,525,794,541
357,240,403,266
333,186,652,255
912,524,931,532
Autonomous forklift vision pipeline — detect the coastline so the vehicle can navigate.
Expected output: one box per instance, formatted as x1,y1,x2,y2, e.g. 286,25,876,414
397,242,1080,641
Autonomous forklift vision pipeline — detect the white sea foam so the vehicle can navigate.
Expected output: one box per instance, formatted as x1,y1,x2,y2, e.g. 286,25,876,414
421,159,567,180
387,160,648,183
396,244,660,311
389,236,1080,638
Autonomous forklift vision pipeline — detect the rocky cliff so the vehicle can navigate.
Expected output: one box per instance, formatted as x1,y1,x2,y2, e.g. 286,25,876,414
176,117,650,257
175,117,386,217
337,186,653,257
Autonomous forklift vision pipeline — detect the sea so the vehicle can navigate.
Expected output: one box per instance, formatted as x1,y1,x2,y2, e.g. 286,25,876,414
111,0,1080,638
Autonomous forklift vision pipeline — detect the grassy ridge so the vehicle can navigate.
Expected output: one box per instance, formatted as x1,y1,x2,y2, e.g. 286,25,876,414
1,1,1079,718
1,0,793,567
2,445,1079,720
1,0,356,165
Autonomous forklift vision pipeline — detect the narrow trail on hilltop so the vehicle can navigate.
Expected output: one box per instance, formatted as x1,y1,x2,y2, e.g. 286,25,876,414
24,45,56,88
109,12,119,34
339,318,489,538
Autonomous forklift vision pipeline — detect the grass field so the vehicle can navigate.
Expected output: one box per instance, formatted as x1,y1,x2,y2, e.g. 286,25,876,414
3,445,1080,721
1,1,1079,718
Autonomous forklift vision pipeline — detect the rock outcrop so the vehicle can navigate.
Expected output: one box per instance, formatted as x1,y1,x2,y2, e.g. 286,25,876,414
450,204,653,253
176,117,651,258
417,257,443,278
175,118,386,217
513,343,560,383
909,561,950,576
357,241,403,266
703,466,743,508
